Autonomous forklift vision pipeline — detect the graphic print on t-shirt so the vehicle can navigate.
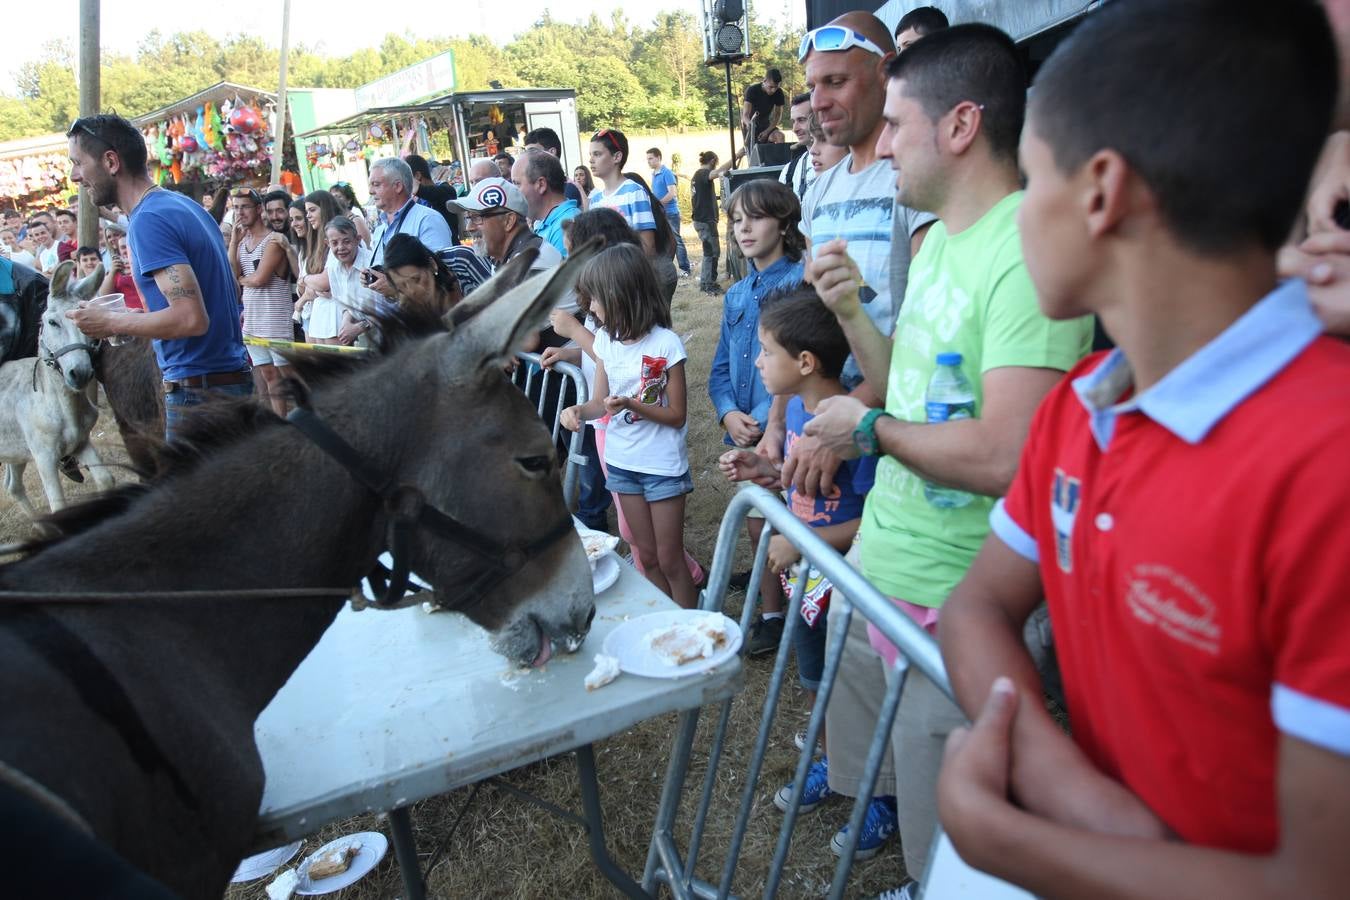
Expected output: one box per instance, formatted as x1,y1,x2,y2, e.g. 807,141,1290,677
623,354,669,424
805,195,893,307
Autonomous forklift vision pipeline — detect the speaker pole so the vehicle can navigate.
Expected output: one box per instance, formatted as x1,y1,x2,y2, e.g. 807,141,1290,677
725,61,737,168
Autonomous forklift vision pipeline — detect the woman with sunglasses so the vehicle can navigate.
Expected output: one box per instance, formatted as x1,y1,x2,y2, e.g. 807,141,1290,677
588,129,680,303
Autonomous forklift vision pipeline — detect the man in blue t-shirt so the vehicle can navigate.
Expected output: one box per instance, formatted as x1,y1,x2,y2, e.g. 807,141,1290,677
646,148,691,277
65,114,251,441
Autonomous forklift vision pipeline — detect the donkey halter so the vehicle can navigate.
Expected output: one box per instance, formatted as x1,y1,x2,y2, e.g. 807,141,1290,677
286,404,575,609
32,323,98,390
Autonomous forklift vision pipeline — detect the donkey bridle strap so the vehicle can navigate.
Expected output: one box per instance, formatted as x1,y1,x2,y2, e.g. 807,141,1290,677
285,405,574,608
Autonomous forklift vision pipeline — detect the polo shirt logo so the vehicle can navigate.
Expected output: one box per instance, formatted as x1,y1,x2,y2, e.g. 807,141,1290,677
1051,468,1081,573
1125,563,1221,655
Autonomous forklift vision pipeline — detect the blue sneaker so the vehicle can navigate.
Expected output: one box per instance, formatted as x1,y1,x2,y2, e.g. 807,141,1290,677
773,756,833,813
829,795,897,860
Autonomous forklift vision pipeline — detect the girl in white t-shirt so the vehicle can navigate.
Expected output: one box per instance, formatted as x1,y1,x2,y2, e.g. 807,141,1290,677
562,244,697,608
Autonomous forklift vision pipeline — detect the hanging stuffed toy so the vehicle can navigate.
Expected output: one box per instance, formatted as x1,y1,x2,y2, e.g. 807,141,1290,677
204,101,223,150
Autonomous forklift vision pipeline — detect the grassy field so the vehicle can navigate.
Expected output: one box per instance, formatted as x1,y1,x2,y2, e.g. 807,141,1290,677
0,231,911,899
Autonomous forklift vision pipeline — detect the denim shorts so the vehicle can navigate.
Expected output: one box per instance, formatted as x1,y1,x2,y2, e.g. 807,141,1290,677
793,603,829,692
605,463,694,502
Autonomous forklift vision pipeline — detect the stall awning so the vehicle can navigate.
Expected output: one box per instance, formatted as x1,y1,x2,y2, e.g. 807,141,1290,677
0,132,68,162
296,88,576,140
131,81,276,127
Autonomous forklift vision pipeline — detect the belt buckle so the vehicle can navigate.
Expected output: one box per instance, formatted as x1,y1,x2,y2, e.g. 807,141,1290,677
163,381,178,394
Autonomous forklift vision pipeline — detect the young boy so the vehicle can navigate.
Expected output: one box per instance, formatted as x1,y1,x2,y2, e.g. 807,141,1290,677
720,285,878,816
708,180,807,655
937,2,1350,896
75,246,101,279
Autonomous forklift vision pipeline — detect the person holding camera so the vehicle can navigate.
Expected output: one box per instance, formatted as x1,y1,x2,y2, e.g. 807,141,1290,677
97,230,143,311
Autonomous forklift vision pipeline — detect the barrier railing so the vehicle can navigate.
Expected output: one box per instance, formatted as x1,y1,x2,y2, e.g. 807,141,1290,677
642,485,1032,900
513,352,588,509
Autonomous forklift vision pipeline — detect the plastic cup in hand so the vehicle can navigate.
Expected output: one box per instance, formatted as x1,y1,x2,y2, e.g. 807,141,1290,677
91,293,128,346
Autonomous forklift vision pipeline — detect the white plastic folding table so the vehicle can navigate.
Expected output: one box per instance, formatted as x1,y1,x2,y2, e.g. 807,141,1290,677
250,560,743,899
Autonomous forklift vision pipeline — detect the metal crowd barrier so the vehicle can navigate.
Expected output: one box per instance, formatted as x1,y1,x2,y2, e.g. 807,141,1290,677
512,351,588,509
642,485,1033,900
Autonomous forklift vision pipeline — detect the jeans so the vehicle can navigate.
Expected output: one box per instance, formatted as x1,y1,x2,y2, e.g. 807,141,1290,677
163,381,254,442
693,220,719,290
666,211,691,274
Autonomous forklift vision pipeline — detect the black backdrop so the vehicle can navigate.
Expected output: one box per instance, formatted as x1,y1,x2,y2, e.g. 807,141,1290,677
806,0,885,29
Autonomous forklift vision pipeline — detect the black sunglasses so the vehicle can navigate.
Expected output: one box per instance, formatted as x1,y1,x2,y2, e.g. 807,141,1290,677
67,119,113,154
231,188,262,205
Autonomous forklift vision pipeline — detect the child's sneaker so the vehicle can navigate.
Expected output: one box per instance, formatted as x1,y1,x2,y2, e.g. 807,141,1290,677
772,757,833,813
793,729,824,755
829,795,897,860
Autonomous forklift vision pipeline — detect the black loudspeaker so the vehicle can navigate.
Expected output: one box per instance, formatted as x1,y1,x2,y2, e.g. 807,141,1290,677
704,0,750,63
754,143,793,167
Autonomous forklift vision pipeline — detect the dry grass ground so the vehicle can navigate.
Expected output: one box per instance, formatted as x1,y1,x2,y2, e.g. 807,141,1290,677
0,231,908,899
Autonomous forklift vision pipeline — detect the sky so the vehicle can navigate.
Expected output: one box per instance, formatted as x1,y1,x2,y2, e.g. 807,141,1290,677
10,0,804,83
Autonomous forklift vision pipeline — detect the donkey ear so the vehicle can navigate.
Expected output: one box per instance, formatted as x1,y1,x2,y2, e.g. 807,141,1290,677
454,237,604,368
74,265,105,301
49,260,77,298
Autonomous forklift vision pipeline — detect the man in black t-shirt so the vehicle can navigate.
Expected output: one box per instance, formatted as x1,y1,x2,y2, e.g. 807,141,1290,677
406,154,460,245
691,149,741,295
741,68,785,142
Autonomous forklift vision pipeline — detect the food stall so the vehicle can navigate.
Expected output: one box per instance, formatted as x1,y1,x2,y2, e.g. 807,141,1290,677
296,88,582,201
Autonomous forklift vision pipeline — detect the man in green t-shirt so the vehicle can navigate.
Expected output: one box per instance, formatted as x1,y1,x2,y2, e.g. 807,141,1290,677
804,25,1093,880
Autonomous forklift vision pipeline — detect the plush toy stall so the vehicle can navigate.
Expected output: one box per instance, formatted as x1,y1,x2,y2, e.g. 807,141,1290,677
131,82,299,197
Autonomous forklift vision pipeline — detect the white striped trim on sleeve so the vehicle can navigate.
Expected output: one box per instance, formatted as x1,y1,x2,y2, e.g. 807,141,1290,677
1272,684,1350,756
990,498,1039,563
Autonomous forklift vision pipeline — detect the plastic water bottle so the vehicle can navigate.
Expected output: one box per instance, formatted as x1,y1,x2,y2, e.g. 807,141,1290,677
924,352,976,509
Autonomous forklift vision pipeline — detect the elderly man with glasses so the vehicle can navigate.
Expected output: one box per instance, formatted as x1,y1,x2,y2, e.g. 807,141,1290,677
447,177,560,273
363,157,453,298
64,114,251,441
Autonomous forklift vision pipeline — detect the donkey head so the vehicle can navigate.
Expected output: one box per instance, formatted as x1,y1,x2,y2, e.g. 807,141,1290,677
379,243,603,668
45,260,102,391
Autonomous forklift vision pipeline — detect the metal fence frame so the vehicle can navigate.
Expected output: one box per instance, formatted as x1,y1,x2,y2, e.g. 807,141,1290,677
513,351,588,509
642,485,1018,900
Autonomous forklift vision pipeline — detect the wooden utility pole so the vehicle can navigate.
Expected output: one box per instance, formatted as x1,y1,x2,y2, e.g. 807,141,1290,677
270,0,292,187
77,0,100,247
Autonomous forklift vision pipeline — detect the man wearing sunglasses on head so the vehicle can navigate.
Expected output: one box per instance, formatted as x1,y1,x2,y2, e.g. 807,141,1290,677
65,114,251,442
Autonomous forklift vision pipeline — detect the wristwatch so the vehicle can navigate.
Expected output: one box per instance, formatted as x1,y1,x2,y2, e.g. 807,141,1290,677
852,409,893,456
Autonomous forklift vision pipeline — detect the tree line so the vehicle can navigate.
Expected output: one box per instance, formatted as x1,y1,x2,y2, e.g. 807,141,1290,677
1,10,806,143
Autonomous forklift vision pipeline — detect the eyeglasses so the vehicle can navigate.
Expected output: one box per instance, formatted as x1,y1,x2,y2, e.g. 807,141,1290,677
466,211,510,225
798,26,889,62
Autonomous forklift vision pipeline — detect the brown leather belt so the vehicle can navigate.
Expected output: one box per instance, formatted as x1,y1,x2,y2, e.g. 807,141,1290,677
162,370,252,392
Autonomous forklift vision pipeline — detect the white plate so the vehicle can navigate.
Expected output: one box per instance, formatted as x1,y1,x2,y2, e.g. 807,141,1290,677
602,610,742,679
295,831,389,895
230,840,304,882
592,551,621,594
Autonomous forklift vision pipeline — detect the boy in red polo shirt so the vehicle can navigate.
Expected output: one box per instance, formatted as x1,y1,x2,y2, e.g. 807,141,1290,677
935,1,1350,896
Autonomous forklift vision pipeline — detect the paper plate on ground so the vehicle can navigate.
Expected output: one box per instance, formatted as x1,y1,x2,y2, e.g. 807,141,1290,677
592,551,621,594
230,840,304,882
295,831,388,895
602,610,741,679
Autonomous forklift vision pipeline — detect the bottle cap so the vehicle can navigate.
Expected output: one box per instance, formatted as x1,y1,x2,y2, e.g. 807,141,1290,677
936,351,963,366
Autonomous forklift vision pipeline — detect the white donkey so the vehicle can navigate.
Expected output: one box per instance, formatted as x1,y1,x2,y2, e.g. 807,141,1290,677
0,260,113,519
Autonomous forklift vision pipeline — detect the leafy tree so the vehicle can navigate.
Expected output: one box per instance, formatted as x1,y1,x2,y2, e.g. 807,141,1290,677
0,11,806,143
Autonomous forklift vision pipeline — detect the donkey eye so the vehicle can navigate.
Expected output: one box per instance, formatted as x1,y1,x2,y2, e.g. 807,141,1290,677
515,455,552,476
